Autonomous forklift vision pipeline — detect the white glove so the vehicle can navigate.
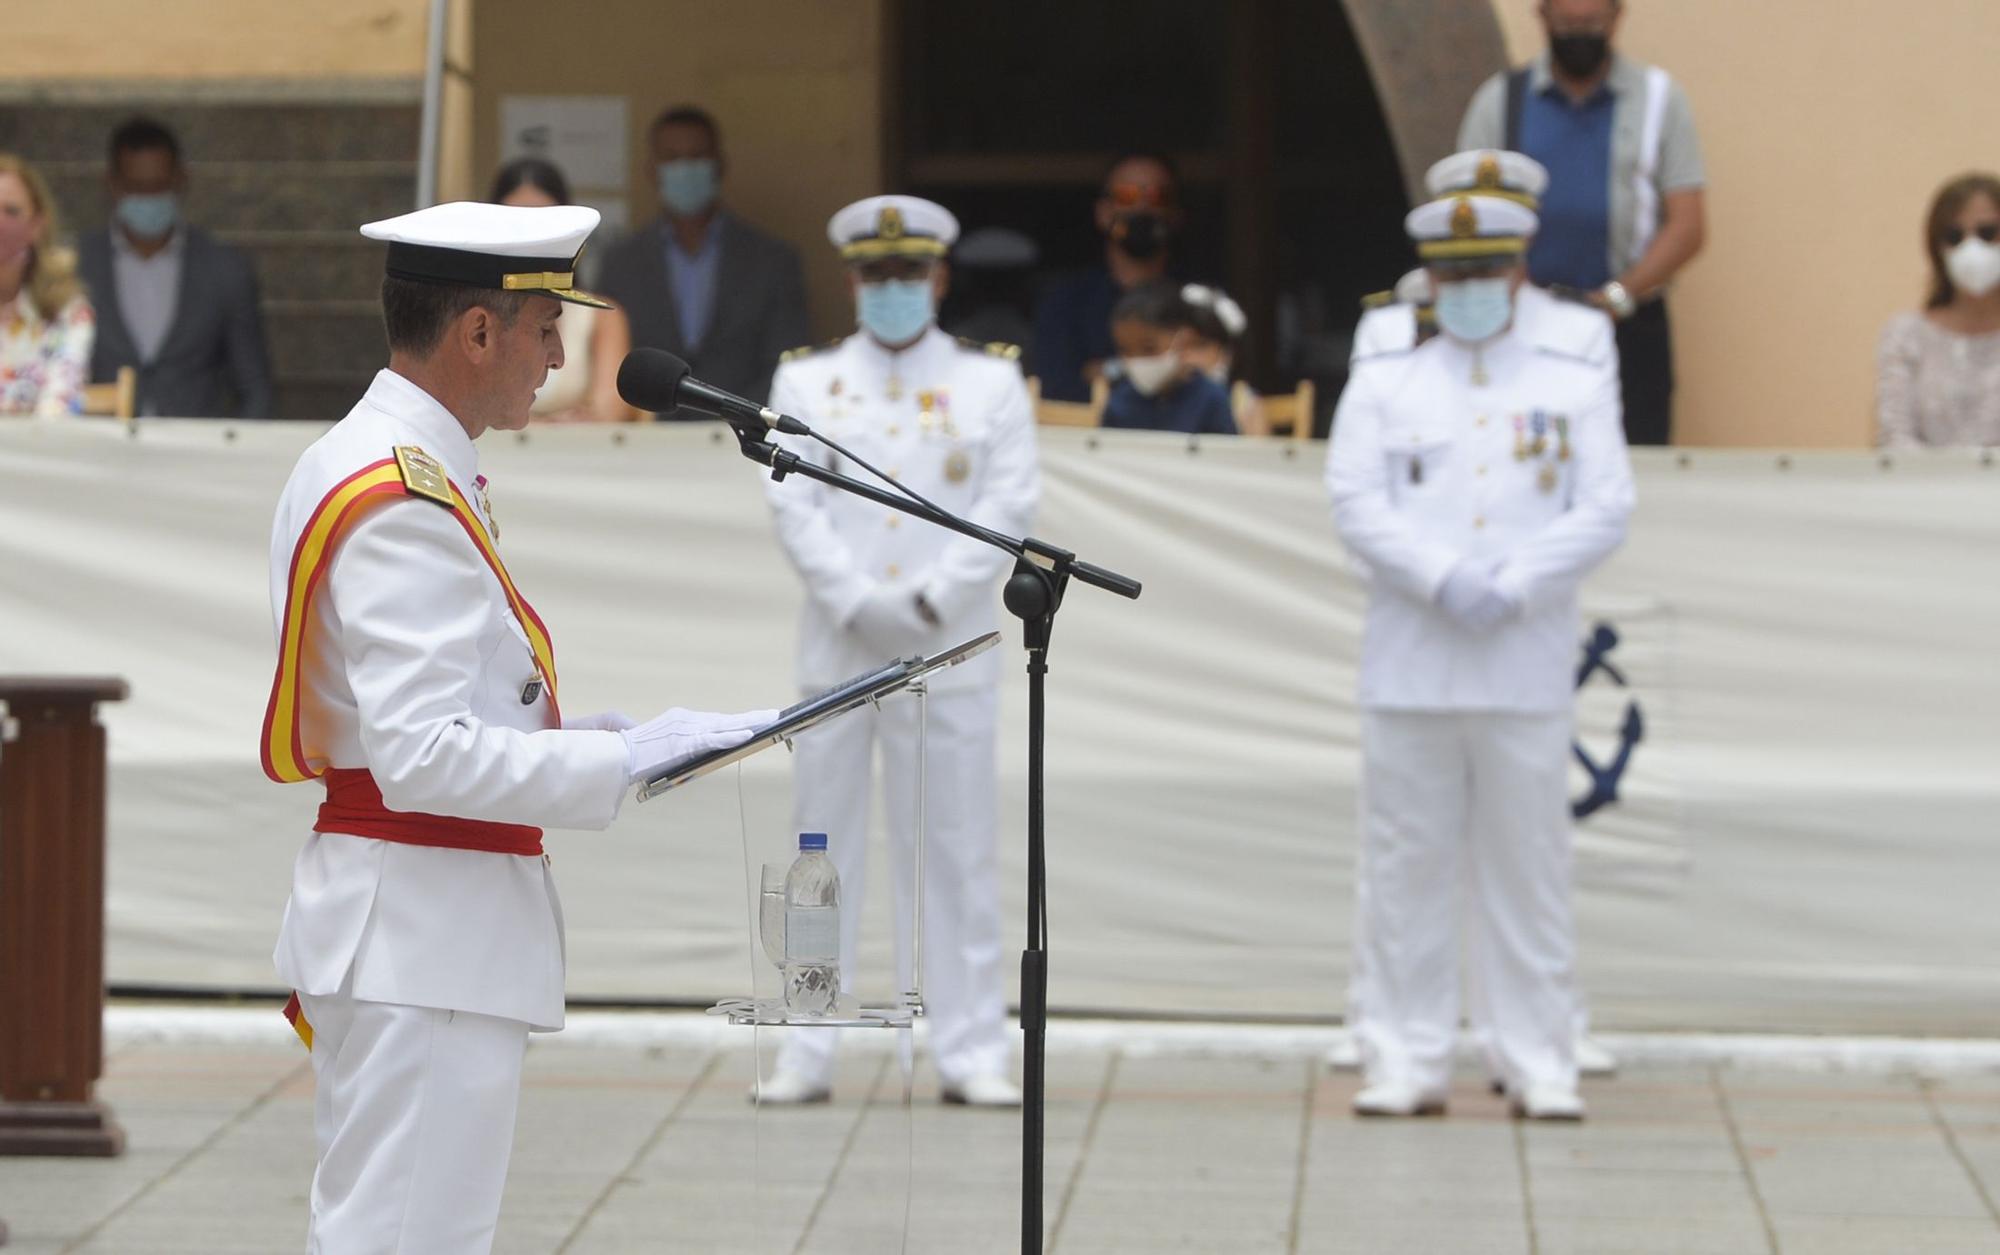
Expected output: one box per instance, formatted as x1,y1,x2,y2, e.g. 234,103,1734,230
620,707,779,784
1435,562,1519,632
846,580,932,656
563,710,637,733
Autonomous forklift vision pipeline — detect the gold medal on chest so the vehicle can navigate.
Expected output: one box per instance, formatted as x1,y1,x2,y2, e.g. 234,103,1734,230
1537,463,1558,494
944,449,972,483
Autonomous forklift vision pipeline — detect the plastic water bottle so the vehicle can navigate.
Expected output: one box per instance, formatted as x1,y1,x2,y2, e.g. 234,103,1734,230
782,832,841,1016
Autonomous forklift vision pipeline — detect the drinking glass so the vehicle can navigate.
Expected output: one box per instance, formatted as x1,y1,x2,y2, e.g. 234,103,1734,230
758,864,787,970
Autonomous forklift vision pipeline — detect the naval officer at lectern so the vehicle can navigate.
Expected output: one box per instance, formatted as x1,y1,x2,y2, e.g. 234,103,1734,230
261,200,771,1253
1326,186,1633,1122
756,195,1039,1107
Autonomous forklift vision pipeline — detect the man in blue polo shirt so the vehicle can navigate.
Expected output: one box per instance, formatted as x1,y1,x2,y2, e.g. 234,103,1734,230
1458,0,1707,446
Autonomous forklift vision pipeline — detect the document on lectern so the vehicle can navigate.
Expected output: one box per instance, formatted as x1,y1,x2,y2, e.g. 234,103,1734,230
634,631,1001,801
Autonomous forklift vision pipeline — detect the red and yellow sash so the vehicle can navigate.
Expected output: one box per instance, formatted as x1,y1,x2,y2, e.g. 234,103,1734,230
259,452,561,784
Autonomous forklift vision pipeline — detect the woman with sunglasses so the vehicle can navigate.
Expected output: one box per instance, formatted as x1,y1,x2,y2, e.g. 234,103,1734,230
1877,173,2000,447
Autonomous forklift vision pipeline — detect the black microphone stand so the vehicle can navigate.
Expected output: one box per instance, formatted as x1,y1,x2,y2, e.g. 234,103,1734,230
723,418,1140,1255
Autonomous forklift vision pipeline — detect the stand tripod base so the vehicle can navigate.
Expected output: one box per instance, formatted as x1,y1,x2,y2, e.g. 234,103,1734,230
0,1101,125,1157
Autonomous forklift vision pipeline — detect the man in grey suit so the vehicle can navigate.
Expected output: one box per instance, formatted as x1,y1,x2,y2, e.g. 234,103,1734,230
596,106,810,419
77,117,273,418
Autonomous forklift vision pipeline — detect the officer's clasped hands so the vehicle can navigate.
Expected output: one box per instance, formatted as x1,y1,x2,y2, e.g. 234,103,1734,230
1435,562,1521,633
619,707,780,783
847,579,931,656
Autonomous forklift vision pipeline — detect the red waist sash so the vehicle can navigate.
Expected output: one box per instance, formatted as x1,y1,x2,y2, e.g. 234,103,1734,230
316,767,544,857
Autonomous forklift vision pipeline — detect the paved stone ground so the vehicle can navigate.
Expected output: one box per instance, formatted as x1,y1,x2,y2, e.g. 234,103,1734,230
5,1033,2000,1253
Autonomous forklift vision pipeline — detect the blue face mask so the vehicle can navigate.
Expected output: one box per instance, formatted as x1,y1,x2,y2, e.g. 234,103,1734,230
656,159,718,217
856,279,935,346
1433,276,1514,344
115,192,179,240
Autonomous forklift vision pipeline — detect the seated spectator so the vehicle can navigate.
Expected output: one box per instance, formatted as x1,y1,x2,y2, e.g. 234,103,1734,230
1177,282,1260,431
1878,172,2000,448
1101,281,1235,435
1033,151,1185,402
0,154,94,418
76,117,271,418
491,158,638,423
595,105,808,419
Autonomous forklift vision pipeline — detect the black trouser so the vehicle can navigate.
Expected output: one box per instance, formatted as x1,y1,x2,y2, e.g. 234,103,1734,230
1614,299,1675,447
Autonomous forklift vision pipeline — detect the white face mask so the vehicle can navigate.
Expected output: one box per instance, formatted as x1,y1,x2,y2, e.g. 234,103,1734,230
1433,276,1515,344
1946,236,2000,298
1121,350,1181,397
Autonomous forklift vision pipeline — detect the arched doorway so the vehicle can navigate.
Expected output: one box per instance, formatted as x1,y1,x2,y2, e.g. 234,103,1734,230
886,0,1507,432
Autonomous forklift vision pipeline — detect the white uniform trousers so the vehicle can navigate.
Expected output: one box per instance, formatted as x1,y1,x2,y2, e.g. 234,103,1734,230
776,685,1010,1088
1350,709,1577,1095
299,985,530,1255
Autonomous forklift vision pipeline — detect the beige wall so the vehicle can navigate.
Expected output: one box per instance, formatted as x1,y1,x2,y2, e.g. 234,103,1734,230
470,0,884,343
3,2,429,80
1493,1,1997,447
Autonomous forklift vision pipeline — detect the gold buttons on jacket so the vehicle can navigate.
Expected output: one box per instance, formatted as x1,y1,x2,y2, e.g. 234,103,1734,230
886,563,901,578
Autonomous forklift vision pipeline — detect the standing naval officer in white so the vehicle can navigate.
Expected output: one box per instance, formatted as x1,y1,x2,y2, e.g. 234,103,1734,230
1335,151,1621,1084
756,195,1039,1107
262,200,771,1253
1326,186,1633,1120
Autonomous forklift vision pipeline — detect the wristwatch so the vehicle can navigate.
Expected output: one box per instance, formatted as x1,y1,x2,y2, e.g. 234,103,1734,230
1600,280,1638,321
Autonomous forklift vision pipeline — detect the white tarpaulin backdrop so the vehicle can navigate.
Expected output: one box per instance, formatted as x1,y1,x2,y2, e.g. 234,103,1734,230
2,420,1996,1034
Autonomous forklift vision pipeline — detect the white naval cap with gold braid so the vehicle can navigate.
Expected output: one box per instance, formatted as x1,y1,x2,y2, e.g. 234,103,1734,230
1423,149,1550,207
361,201,611,308
828,195,960,260
1404,193,1540,262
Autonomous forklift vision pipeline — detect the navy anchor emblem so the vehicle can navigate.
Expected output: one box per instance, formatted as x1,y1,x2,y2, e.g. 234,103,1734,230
1571,622,1645,821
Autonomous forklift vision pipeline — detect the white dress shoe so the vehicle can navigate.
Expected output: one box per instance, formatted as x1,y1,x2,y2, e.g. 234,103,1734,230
1351,1080,1447,1118
1323,1035,1363,1073
1511,1083,1586,1121
749,1069,832,1106
1576,1036,1619,1077
941,1074,1023,1107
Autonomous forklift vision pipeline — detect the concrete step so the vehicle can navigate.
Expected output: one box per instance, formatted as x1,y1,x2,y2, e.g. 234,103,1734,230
263,301,384,377
44,161,415,235
0,95,419,163
222,232,388,303
272,375,378,423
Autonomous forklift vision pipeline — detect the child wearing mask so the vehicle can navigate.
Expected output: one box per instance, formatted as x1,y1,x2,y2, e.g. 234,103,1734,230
1178,283,1265,433
1101,281,1237,435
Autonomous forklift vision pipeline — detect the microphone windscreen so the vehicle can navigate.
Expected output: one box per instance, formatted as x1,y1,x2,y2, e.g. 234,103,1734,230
616,348,691,412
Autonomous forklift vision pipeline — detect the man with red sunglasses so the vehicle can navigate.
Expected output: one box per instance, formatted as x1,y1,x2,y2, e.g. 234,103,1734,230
1032,151,1185,403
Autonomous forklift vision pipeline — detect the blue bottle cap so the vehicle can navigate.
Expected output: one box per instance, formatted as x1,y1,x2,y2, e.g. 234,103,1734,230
798,832,828,850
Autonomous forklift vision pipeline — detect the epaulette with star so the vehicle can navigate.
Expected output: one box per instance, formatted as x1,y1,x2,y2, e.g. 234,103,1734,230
393,445,455,507
779,338,843,365
955,336,1022,362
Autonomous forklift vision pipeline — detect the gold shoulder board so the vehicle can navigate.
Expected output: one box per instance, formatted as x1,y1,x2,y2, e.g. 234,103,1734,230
1360,290,1396,310
393,445,455,508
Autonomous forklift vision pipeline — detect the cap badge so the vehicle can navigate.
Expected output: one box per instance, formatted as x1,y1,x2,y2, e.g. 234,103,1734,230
1476,156,1502,190
878,205,906,240
1450,197,1479,240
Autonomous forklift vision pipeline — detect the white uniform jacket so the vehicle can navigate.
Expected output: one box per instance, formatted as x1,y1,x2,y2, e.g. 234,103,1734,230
763,327,1040,694
1326,287,1636,712
269,369,629,1030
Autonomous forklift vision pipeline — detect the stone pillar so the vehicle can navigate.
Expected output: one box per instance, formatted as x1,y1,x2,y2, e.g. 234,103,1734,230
0,677,129,1158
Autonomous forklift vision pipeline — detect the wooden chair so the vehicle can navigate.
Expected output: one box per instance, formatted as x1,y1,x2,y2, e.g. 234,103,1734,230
1029,374,1106,428
1233,379,1317,441
79,366,137,421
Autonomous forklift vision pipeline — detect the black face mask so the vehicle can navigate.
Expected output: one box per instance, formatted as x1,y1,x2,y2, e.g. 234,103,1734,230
1550,32,1611,79
1112,212,1170,260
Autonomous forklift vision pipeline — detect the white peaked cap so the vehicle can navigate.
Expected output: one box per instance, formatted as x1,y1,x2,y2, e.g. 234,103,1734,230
1423,149,1550,208
828,195,960,260
360,201,610,307
1404,194,1539,262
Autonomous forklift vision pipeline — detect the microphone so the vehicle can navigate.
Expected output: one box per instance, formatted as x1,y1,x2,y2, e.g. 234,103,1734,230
615,348,808,434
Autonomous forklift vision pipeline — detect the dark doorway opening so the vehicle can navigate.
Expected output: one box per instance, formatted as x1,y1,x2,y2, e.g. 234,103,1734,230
888,0,1412,433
